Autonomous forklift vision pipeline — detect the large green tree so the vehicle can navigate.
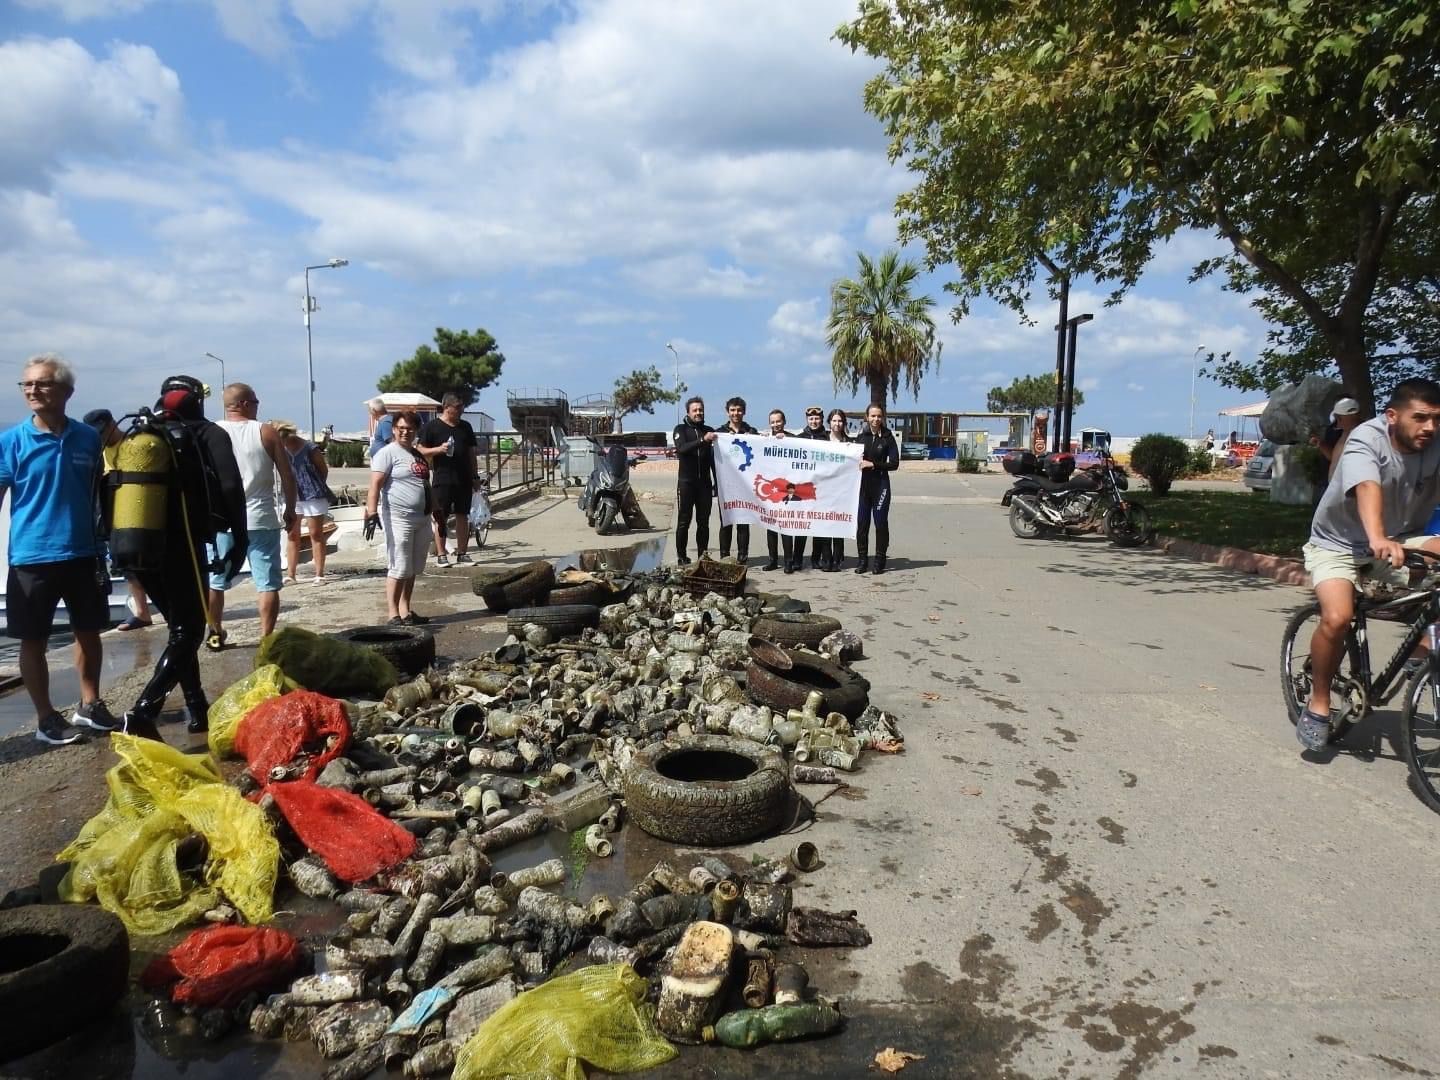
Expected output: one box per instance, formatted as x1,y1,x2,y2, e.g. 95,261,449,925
612,366,684,433
826,249,941,410
987,372,1083,419
378,327,505,408
837,1,1439,415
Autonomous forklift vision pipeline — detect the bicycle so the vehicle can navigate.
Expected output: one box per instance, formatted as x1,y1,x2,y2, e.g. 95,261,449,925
469,480,493,551
1280,547,1440,812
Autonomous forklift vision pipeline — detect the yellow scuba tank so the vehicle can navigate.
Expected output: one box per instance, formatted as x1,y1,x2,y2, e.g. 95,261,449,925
109,424,173,571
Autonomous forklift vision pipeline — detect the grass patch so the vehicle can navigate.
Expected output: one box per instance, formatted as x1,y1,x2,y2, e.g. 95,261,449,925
1140,489,1311,558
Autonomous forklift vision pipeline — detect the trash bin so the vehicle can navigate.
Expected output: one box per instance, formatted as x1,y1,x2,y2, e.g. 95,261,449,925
564,437,597,484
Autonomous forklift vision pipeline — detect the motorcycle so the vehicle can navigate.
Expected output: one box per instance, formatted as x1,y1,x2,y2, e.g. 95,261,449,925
577,442,632,536
1005,449,1151,547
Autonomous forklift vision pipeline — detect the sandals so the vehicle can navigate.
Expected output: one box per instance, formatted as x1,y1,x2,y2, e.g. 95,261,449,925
115,616,152,632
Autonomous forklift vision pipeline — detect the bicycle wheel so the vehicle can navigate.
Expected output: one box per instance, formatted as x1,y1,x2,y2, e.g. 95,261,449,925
1400,666,1440,814
1279,603,1360,742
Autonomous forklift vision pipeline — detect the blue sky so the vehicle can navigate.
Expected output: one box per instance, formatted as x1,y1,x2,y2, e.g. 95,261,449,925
1,0,1270,440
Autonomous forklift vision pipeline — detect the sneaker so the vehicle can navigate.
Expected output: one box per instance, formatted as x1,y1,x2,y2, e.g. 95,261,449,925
1296,708,1332,751
454,553,473,565
35,712,84,746
401,612,430,626
312,574,328,585
122,711,163,742
387,615,405,626
435,554,451,567
73,699,121,733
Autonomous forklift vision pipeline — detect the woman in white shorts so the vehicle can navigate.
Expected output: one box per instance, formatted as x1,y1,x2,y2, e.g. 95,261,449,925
273,420,332,583
365,411,432,625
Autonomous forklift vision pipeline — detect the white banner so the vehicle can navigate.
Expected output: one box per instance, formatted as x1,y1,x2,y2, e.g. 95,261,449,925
713,434,863,538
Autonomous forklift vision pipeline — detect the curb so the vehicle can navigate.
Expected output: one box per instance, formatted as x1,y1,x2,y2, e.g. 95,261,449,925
1150,533,1309,587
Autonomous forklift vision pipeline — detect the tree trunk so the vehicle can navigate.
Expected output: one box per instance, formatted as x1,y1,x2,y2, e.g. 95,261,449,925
867,370,887,412
1333,331,1376,419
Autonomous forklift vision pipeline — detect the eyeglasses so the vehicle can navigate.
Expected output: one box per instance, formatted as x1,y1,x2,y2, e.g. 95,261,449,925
18,380,59,391
394,427,415,435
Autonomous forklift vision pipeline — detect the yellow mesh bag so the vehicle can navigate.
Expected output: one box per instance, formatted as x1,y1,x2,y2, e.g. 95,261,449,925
57,734,279,935
453,964,675,1080
208,664,298,758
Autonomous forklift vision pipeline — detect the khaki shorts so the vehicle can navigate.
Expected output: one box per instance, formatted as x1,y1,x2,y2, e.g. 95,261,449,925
1304,535,1433,589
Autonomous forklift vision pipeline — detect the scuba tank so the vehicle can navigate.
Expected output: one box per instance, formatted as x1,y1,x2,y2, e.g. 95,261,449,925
107,416,175,572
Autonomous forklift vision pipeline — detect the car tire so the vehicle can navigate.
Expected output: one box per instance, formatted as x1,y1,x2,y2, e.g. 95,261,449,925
749,612,843,650
746,651,870,720
506,604,601,639
0,904,129,1061
330,625,435,678
624,735,789,846
547,580,623,608
470,561,556,612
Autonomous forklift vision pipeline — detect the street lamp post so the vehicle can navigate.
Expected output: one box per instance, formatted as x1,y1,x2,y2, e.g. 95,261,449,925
666,342,680,424
1189,345,1206,441
303,258,349,440
204,352,226,391
1058,313,1094,452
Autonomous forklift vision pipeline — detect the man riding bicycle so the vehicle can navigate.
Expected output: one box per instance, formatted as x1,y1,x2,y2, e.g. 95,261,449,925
1300,378,1440,750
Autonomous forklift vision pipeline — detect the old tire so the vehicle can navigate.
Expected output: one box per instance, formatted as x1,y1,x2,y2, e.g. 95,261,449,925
0,904,129,1061
750,612,843,650
330,625,435,678
547,579,624,608
624,735,789,846
506,604,601,639
470,561,555,612
747,651,870,720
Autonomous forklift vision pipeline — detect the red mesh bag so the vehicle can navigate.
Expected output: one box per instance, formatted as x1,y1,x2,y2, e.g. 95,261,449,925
269,780,416,883
234,690,350,784
141,925,302,1008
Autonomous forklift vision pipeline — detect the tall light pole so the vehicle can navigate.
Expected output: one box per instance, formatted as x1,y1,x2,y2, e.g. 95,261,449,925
1189,345,1206,441
304,258,349,440
665,342,680,424
1058,313,1094,452
204,351,226,391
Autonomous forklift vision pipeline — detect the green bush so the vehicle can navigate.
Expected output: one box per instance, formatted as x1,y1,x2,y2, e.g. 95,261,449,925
1129,433,1191,495
955,451,982,474
1289,442,1329,486
326,440,366,468
1186,446,1213,475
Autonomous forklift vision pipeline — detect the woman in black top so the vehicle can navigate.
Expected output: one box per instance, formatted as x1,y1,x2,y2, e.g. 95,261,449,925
821,408,851,571
792,405,827,572
855,403,900,575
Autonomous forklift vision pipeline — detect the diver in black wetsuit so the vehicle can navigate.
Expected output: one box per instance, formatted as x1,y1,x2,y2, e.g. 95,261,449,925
672,396,717,566
716,396,758,563
761,409,795,573
854,403,899,576
792,405,828,572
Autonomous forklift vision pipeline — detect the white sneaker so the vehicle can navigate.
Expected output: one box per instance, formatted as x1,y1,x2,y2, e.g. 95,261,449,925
435,554,451,567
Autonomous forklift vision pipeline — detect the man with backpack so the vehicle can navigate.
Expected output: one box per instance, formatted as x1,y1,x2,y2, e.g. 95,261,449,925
115,376,247,739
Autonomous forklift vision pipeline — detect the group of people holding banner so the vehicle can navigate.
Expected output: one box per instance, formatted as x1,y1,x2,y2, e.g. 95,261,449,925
673,395,900,576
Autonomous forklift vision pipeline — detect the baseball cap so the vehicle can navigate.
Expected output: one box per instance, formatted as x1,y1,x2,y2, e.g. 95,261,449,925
1333,397,1360,416
82,408,114,431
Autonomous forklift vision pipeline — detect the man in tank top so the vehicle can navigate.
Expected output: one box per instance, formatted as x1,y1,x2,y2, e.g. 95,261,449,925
208,382,296,647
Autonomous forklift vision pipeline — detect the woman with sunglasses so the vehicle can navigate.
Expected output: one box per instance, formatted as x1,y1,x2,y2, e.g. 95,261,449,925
855,403,899,574
365,412,433,625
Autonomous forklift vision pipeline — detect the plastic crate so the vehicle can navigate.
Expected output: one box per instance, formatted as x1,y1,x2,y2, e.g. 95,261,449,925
678,557,747,599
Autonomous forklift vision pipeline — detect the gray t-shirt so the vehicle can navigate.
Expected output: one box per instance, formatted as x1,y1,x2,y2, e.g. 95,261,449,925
371,443,430,518
1310,417,1440,552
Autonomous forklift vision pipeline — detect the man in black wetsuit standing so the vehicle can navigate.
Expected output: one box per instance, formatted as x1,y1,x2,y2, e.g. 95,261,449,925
716,396,757,564
673,396,717,565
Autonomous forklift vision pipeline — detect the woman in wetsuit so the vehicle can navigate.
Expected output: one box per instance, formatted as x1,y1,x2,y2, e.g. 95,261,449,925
855,403,899,575
821,408,851,571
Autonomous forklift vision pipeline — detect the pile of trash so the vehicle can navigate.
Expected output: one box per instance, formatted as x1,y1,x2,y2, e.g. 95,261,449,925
66,564,902,1076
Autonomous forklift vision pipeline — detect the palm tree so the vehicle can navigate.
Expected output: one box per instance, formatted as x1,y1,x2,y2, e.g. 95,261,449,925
827,250,941,410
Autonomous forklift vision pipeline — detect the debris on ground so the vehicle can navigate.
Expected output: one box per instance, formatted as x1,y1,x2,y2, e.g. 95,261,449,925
873,1046,926,1072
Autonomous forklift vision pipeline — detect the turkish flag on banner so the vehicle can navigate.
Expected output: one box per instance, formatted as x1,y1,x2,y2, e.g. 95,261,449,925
713,433,863,538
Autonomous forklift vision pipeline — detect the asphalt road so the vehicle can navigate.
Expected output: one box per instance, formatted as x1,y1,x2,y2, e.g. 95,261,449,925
649,466,1440,1079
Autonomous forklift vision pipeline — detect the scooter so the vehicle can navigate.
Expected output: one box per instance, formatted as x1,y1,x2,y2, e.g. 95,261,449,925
578,442,632,535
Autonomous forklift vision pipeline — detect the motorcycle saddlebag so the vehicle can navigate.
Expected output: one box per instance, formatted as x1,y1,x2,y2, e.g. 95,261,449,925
1003,451,1039,476
1043,453,1076,482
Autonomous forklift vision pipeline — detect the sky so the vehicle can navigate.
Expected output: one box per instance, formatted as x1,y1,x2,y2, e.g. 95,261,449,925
1,0,1272,440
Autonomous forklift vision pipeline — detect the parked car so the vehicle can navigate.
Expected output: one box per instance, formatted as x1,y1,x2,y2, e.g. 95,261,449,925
1243,439,1276,492
901,442,929,461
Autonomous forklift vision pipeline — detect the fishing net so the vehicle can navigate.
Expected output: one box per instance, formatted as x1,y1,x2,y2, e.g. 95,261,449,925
268,780,415,883
453,964,675,1080
234,690,350,784
207,664,298,758
57,734,279,935
141,924,302,1008
255,626,399,699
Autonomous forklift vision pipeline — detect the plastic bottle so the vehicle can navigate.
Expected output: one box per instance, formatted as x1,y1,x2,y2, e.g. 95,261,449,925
703,1003,843,1048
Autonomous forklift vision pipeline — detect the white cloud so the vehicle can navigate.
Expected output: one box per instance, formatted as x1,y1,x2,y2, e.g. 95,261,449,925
15,0,152,18
768,298,825,341
0,37,184,189
1126,382,1144,392
1077,377,1100,392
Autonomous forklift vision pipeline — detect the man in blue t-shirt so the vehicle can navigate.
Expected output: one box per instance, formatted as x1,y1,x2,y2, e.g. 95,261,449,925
367,396,394,462
0,353,119,745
